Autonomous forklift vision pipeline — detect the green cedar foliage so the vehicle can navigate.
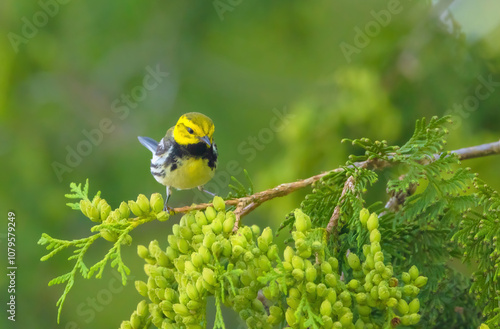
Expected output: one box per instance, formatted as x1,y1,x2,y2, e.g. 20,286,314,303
39,116,498,328
39,180,170,323
453,179,500,325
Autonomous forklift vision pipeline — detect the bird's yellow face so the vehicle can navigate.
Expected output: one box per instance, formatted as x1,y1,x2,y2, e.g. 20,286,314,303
173,112,215,146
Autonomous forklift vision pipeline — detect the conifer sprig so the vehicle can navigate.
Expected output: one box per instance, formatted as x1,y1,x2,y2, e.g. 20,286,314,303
38,233,100,322
453,178,500,326
38,182,170,323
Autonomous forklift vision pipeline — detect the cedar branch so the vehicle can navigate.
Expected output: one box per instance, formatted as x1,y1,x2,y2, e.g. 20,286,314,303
171,140,500,225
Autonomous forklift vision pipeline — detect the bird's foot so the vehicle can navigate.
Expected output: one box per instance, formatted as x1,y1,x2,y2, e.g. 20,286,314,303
163,201,175,214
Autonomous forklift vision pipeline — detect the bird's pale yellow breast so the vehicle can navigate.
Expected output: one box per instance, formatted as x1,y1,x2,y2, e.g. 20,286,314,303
159,157,215,190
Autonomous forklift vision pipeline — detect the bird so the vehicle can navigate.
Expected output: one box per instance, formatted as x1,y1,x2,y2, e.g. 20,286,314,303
138,112,218,211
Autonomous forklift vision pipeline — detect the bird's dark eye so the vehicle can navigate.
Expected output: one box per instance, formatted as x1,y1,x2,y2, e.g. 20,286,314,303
187,127,194,134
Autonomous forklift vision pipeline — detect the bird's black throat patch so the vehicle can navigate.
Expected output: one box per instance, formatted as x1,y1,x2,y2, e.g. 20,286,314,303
168,142,217,170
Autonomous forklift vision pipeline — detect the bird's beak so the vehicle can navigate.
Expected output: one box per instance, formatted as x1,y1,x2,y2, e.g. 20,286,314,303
199,135,211,147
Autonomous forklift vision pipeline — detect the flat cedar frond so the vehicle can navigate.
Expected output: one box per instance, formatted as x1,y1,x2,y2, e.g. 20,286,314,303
64,179,94,210
342,137,399,162
39,181,167,323
398,116,451,157
452,178,500,326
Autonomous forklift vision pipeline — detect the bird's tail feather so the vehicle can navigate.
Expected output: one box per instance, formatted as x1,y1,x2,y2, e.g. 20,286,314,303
138,136,159,154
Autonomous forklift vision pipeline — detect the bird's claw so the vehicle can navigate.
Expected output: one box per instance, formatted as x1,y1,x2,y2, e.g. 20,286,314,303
163,201,174,215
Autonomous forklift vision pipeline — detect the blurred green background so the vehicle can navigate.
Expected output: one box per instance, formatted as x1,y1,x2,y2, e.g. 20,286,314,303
1,0,499,328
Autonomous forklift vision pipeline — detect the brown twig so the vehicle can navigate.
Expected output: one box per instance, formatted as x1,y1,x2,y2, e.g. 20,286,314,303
383,175,418,213
172,171,333,231
326,176,356,238
170,140,500,227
